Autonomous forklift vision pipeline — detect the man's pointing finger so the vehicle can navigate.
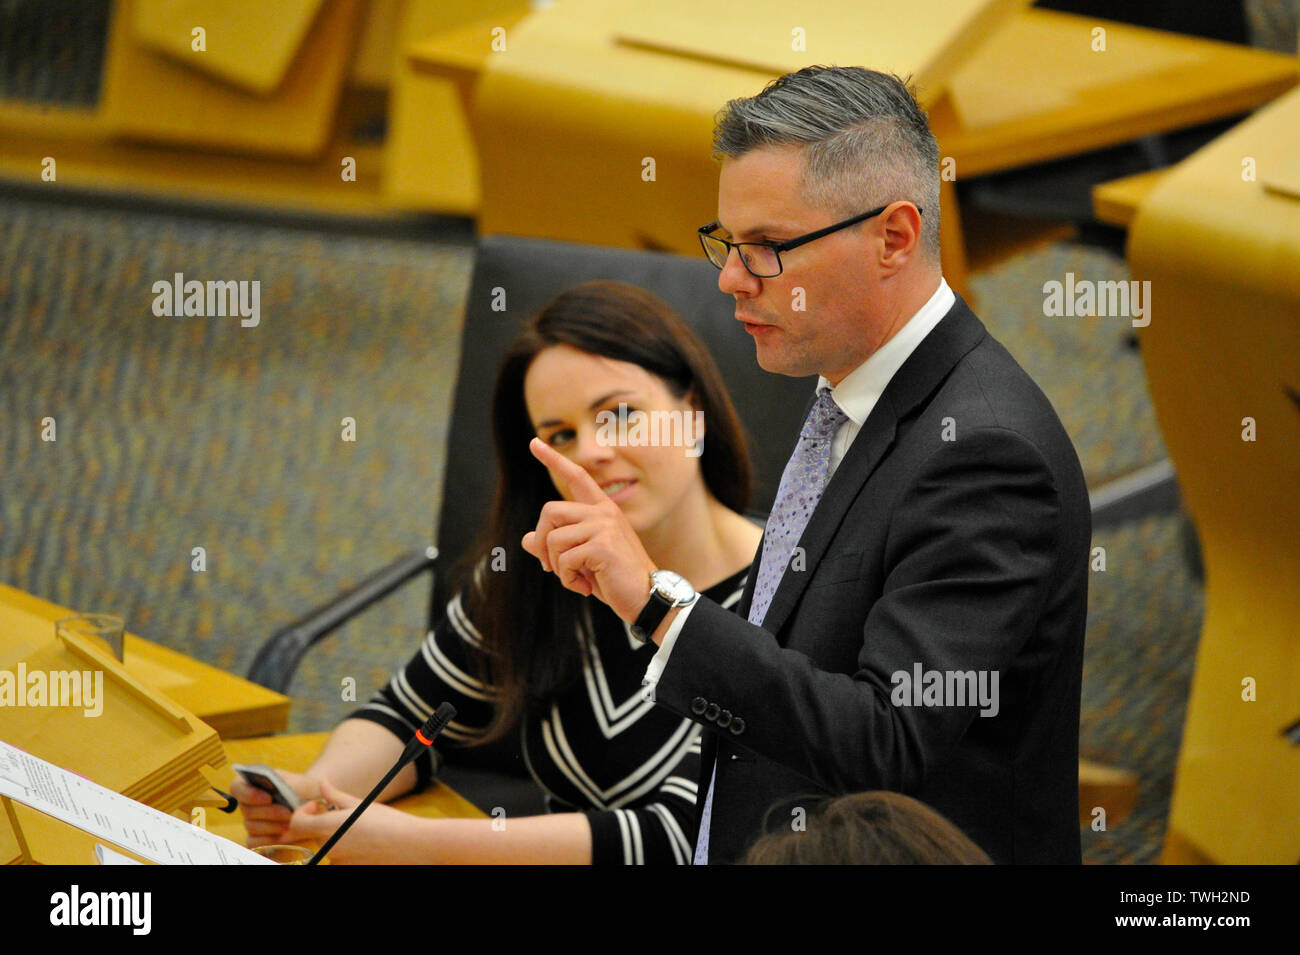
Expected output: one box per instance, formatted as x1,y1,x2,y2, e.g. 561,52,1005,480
529,437,607,505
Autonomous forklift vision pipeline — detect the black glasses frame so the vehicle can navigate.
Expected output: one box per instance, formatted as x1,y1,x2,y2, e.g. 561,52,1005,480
697,203,922,278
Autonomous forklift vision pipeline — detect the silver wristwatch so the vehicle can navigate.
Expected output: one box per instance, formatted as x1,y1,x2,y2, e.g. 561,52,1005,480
630,570,697,642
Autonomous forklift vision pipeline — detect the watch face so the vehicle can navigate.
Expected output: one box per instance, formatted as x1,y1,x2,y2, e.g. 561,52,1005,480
653,571,695,603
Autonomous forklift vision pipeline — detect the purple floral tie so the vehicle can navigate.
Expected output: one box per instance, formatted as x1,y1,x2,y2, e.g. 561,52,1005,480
694,388,847,864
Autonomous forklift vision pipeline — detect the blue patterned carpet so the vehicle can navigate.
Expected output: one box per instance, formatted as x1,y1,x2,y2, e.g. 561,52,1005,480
0,195,472,735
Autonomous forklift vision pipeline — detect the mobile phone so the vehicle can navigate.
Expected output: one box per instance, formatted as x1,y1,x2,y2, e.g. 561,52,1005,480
233,764,303,810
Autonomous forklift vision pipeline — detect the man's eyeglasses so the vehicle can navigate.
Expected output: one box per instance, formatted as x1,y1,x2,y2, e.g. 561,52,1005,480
697,204,921,278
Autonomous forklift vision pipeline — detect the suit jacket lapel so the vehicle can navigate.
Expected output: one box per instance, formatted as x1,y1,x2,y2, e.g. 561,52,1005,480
757,296,987,638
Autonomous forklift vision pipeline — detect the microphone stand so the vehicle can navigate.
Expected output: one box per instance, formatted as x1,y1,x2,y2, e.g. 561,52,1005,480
306,702,456,865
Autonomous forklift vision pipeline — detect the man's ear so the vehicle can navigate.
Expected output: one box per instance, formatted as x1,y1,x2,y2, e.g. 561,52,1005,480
879,201,922,275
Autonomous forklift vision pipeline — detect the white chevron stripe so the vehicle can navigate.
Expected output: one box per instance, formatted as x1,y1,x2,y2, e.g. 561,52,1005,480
576,580,747,739
436,723,480,743
660,783,696,805
578,608,655,737
521,722,584,812
661,774,698,798
624,810,645,864
542,714,605,808
604,723,700,806
542,708,700,808
647,803,690,864
446,593,484,647
356,702,412,730
369,694,479,742
614,809,634,864
391,668,435,721
421,630,493,701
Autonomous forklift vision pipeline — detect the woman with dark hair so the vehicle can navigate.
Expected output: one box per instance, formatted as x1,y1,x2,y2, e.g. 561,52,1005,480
743,791,993,865
233,281,761,863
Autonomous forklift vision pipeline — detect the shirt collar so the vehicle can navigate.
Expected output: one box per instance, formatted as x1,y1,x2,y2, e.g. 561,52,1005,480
818,277,956,425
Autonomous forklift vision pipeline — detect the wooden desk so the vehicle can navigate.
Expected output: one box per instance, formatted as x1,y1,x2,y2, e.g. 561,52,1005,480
2,733,481,863
933,9,1299,178
0,92,393,219
130,0,327,97
1127,87,1300,865
0,582,289,739
381,2,532,215
1091,168,1171,228
411,2,1297,296
202,733,485,849
443,0,1020,263
99,0,362,158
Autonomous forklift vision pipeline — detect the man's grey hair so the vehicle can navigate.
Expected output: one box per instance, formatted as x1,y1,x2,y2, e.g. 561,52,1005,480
713,66,942,265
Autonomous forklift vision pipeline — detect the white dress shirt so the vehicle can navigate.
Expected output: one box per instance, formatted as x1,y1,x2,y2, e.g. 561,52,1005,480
642,276,955,696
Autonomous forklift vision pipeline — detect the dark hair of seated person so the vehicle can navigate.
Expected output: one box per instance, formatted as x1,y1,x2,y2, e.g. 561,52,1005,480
743,790,993,865
457,279,753,745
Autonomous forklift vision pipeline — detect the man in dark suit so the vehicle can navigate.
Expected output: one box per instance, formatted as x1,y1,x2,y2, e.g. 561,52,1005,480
525,66,1089,864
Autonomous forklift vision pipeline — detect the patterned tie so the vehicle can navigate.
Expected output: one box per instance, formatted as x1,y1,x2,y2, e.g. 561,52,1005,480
693,388,848,864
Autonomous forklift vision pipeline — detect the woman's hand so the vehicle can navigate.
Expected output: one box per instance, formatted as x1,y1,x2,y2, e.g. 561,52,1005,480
231,768,321,848
287,780,426,865
279,779,598,863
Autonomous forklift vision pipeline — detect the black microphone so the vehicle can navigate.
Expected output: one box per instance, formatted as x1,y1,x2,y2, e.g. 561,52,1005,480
306,702,456,865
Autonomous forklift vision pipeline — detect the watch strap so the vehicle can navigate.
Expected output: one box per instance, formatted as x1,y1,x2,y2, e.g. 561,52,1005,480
631,588,673,642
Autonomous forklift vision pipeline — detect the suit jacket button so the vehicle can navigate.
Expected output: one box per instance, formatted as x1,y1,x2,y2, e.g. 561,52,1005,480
729,717,746,735
704,702,721,722
716,709,732,728
690,696,708,715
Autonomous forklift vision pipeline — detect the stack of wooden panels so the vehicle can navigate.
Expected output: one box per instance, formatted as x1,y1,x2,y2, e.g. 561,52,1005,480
0,0,521,219
0,628,225,865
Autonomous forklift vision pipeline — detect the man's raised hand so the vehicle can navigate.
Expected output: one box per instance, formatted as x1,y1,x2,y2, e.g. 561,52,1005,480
522,437,654,622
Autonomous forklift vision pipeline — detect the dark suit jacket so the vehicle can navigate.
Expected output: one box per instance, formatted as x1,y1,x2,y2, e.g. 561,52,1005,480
654,295,1090,864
